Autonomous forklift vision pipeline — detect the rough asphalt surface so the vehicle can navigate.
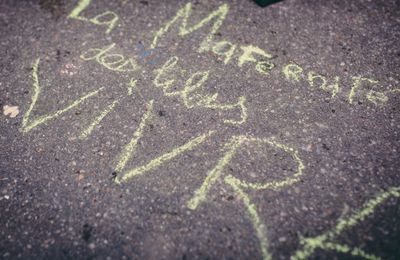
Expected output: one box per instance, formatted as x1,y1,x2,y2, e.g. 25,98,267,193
1,0,399,259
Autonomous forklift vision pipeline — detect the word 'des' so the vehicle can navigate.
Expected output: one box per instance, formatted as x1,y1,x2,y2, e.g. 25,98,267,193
80,43,140,72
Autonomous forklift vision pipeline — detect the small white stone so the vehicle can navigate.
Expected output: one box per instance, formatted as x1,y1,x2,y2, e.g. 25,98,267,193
278,237,287,242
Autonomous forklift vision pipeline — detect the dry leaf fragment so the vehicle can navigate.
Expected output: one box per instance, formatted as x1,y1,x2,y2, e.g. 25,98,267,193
76,174,85,182
3,105,19,118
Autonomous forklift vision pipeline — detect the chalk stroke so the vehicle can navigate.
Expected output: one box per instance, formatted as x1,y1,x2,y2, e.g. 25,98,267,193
282,63,396,106
150,2,278,74
188,136,304,209
68,0,92,21
386,88,400,93
209,96,248,125
153,56,179,93
307,71,340,98
348,77,379,104
238,45,272,67
349,77,390,105
79,99,120,140
154,56,248,125
21,58,102,133
116,130,215,184
69,0,118,34
282,63,303,83
238,45,274,75
90,11,119,34
225,175,271,260
256,60,275,76
79,78,144,140
212,40,237,64
291,186,400,260
127,78,137,96
366,90,389,105
312,242,379,260
187,136,304,259
228,138,304,191
187,137,242,210
81,43,140,72
151,3,228,52
114,100,154,175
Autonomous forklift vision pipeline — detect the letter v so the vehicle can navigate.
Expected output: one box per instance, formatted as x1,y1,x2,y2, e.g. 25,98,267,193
21,58,103,133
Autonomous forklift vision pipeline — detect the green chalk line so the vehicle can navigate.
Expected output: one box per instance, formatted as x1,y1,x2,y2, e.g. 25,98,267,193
21,58,102,133
79,99,120,140
292,187,400,260
114,100,154,175
116,130,215,184
225,175,272,260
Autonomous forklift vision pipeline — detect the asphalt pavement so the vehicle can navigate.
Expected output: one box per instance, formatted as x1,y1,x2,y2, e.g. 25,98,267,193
0,0,399,259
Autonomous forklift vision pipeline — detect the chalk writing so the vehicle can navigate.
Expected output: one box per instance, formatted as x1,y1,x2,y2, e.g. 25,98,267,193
69,0,119,34
366,90,389,105
282,63,303,83
188,136,304,209
127,78,137,96
13,2,400,259
150,2,276,76
292,186,400,260
185,135,304,259
21,58,102,133
211,40,237,64
282,62,399,105
348,76,380,104
71,0,398,108
238,45,274,75
307,71,340,98
79,99,120,140
81,43,140,72
187,137,242,210
79,39,248,125
151,3,228,53
72,0,398,107
154,56,248,125
68,0,92,21
115,130,215,184
225,176,271,260
114,100,154,174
